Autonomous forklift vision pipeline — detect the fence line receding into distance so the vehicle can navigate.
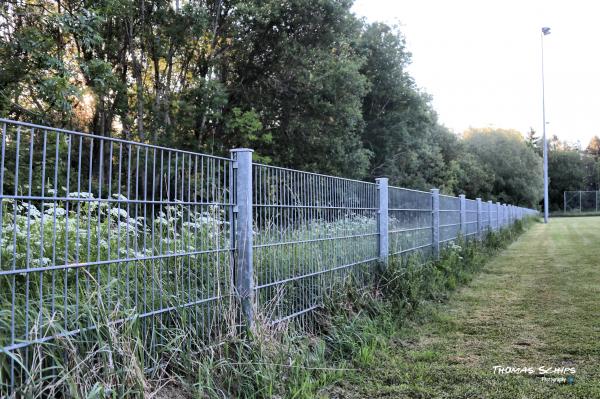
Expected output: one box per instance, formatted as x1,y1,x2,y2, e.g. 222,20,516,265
0,119,538,392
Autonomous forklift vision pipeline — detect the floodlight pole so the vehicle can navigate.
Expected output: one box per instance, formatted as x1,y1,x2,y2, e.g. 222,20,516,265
541,27,550,223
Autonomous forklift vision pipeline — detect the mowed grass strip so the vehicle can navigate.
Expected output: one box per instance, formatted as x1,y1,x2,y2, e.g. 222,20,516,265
324,218,600,398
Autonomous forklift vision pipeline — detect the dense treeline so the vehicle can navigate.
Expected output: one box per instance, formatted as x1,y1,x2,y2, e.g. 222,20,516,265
0,0,542,207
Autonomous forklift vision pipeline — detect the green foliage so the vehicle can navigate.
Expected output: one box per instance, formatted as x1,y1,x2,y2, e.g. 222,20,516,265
586,135,600,159
357,23,451,189
544,134,600,211
548,149,588,210
1,0,548,202
462,128,543,207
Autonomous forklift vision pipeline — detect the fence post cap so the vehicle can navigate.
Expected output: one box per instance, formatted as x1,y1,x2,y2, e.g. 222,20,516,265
431,188,439,193
459,194,466,199
230,148,254,153
375,177,389,183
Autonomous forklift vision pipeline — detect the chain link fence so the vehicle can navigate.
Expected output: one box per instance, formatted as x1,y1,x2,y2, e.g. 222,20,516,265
563,191,600,213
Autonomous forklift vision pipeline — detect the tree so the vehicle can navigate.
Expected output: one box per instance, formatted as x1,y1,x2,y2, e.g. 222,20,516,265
0,0,372,176
1,1,547,202
451,153,495,200
586,136,600,159
221,0,371,176
462,128,543,207
526,127,541,155
356,22,453,190
548,149,587,211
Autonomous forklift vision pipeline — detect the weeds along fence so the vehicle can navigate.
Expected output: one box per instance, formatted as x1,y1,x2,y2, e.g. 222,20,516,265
0,119,537,392
563,190,600,213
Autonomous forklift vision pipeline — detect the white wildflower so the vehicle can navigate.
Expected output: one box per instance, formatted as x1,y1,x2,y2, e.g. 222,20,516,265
118,221,138,233
110,208,129,219
45,206,67,217
183,221,203,229
111,193,128,201
68,192,95,199
155,216,169,226
20,203,42,218
31,257,52,267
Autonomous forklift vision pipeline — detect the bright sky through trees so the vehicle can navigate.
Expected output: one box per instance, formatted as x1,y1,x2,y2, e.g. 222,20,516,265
352,0,600,147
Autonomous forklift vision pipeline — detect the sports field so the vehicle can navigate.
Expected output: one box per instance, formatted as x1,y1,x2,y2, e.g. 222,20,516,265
329,217,600,398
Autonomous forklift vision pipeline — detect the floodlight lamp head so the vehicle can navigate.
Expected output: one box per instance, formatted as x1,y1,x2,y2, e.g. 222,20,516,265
542,27,551,35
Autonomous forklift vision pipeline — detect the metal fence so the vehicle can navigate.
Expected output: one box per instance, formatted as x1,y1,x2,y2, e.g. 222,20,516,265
0,119,538,393
563,191,600,213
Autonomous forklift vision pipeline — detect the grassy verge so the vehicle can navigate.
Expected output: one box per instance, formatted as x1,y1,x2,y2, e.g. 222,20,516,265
550,210,600,217
323,217,600,398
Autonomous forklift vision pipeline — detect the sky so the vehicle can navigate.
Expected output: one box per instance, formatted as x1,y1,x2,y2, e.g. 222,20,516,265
352,0,600,147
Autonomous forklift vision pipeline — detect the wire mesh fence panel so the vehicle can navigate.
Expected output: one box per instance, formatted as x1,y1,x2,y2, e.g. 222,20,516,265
439,195,460,245
388,187,433,257
490,203,499,230
0,119,234,392
564,191,598,213
481,201,489,231
465,199,478,238
252,164,378,326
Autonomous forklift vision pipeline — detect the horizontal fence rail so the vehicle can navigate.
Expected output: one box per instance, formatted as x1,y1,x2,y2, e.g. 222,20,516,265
0,118,538,394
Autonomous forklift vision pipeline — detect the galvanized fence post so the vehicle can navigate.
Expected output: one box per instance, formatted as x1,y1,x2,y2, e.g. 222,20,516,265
476,198,482,239
231,148,255,328
376,178,389,266
431,189,440,259
459,194,466,235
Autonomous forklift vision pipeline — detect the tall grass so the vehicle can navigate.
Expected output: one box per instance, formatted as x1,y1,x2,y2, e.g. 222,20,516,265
0,194,377,396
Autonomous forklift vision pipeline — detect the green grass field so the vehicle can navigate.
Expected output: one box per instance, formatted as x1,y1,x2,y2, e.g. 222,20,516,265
323,217,600,398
